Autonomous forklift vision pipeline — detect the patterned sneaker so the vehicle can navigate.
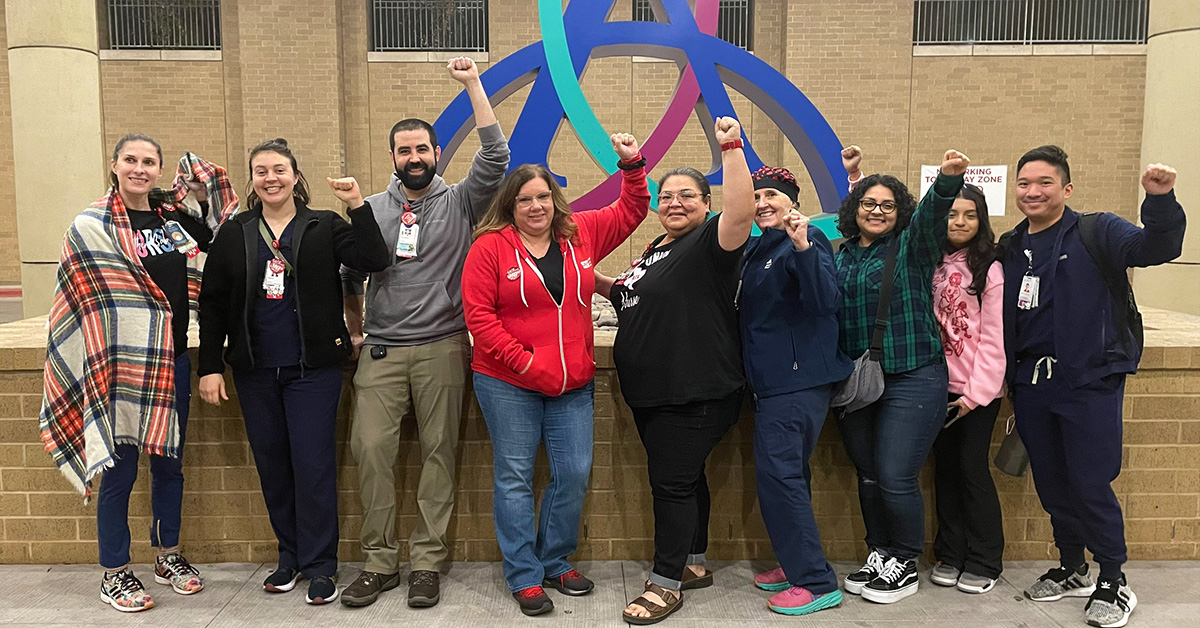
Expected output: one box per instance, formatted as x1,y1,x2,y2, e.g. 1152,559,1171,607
755,567,789,592
154,553,204,595
930,561,961,587
844,549,887,595
100,568,155,612
861,557,919,604
1025,564,1095,602
1085,576,1137,628
767,586,843,616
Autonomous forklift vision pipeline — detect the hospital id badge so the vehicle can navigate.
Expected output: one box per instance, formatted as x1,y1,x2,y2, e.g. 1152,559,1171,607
263,259,286,299
396,223,419,259
1017,275,1040,310
163,220,199,258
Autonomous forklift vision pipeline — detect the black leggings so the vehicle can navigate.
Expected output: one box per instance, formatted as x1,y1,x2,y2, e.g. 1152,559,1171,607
631,388,743,589
933,395,1005,578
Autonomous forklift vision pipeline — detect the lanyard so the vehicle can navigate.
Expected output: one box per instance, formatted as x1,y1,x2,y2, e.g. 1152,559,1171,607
258,219,294,274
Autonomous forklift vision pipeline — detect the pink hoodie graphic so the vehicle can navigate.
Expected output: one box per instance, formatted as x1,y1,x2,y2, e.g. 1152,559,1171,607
933,249,1006,410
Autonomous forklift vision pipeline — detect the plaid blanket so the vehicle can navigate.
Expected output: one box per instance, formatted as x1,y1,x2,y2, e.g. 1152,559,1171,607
40,153,238,498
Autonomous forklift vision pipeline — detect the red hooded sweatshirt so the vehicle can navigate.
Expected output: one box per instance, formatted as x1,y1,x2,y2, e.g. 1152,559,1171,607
462,165,650,396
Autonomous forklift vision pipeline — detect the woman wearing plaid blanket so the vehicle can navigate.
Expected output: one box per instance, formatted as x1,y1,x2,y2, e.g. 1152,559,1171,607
41,133,236,612
197,139,389,606
833,149,969,605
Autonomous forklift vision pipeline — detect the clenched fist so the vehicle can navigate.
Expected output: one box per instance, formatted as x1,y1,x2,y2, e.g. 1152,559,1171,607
842,145,863,178
447,56,480,85
327,177,364,209
611,133,641,162
783,211,810,251
715,117,742,145
941,150,970,177
1141,163,1177,195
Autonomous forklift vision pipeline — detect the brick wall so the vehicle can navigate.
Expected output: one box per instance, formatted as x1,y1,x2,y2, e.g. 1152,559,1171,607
1,345,1197,564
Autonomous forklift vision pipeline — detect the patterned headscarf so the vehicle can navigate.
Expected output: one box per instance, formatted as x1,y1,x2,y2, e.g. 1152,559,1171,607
752,166,799,203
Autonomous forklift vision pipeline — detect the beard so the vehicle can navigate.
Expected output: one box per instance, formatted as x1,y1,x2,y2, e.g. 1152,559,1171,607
395,158,437,191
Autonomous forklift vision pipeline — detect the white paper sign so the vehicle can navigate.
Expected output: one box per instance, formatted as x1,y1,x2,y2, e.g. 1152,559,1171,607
920,165,1007,216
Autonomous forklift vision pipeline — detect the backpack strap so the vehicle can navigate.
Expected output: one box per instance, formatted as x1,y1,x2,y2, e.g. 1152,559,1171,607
869,237,901,361
1077,212,1142,356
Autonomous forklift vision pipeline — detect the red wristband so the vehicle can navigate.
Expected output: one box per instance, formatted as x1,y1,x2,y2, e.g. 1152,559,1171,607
720,139,743,152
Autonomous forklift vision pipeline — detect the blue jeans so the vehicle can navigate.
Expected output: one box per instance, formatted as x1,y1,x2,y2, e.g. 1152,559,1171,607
473,373,595,592
755,385,838,594
837,362,948,560
97,352,192,568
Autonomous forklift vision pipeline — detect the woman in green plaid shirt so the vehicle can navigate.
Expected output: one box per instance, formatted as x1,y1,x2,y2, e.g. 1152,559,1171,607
834,149,969,605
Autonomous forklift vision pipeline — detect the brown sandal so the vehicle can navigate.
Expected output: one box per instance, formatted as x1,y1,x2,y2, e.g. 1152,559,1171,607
623,581,684,625
681,567,713,590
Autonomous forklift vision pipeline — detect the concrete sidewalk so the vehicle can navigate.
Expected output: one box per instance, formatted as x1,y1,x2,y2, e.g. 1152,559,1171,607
1,560,1195,627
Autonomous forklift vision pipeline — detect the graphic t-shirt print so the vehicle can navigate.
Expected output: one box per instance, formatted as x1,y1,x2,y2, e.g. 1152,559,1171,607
613,248,671,311
133,225,177,259
934,266,971,357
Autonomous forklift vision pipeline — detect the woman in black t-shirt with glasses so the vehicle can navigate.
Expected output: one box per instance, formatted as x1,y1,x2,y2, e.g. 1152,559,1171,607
594,117,755,625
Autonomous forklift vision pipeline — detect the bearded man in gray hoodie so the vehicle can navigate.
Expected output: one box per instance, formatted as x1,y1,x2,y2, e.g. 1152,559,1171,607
339,56,510,609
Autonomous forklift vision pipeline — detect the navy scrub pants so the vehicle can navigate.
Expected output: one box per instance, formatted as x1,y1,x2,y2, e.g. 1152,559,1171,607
1013,368,1127,579
234,365,343,578
754,384,838,594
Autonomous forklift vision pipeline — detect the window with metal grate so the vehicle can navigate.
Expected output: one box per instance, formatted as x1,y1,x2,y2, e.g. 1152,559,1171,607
105,0,221,50
912,0,1148,46
370,0,488,52
632,0,753,51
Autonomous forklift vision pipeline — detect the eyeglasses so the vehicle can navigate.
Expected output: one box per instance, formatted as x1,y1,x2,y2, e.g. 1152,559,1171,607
516,192,553,209
859,199,897,214
658,190,704,204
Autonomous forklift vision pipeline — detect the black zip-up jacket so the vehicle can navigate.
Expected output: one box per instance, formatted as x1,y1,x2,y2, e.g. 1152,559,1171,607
198,201,390,376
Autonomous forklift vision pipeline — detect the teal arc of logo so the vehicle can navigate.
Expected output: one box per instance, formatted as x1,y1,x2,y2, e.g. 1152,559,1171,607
432,0,849,239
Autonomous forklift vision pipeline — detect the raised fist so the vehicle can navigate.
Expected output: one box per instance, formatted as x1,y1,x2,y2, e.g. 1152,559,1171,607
941,150,970,177
611,133,641,162
185,178,207,202
447,56,479,84
1141,163,1177,195
842,145,863,177
327,176,364,209
714,117,742,145
784,211,810,251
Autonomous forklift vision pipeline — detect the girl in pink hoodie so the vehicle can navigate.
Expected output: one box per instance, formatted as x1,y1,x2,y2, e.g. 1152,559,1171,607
929,183,1006,595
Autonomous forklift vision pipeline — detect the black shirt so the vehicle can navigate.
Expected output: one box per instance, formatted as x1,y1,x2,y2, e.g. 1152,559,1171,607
610,215,746,407
529,242,565,306
1016,220,1062,359
128,208,191,356
250,219,303,367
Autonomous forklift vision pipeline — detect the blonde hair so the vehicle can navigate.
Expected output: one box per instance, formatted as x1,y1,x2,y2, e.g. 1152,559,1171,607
474,164,578,241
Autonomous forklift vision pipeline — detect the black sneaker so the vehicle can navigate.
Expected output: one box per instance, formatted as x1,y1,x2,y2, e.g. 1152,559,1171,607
306,575,338,605
407,570,440,608
263,567,302,593
861,557,919,604
543,569,594,596
513,585,554,616
1025,563,1096,602
843,549,886,595
341,570,400,607
1085,576,1137,628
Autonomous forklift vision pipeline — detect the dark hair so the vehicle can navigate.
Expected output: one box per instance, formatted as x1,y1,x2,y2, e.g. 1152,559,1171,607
1017,145,1071,184
657,167,712,198
473,164,577,242
109,133,163,190
389,118,438,152
246,138,311,210
836,174,917,240
941,183,997,298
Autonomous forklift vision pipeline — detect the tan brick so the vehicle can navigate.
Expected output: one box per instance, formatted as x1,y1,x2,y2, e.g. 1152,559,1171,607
4,517,79,541
1128,445,1200,469
2,468,72,492
1125,494,1199,519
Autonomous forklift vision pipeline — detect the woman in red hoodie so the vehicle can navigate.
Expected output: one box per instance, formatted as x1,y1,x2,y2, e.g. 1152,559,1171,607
461,133,650,616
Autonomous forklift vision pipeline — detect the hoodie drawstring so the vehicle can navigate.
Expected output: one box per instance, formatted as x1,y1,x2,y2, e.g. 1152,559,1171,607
567,241,587,308
515,248,528,307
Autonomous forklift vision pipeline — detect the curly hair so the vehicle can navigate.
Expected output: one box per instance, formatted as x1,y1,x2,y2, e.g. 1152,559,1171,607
836,174,917,240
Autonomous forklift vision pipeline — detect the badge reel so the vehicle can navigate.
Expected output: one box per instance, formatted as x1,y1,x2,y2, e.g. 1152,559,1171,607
263,258,286,300
397,208,419,259
1017,249,1039,311
163,220,200,258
